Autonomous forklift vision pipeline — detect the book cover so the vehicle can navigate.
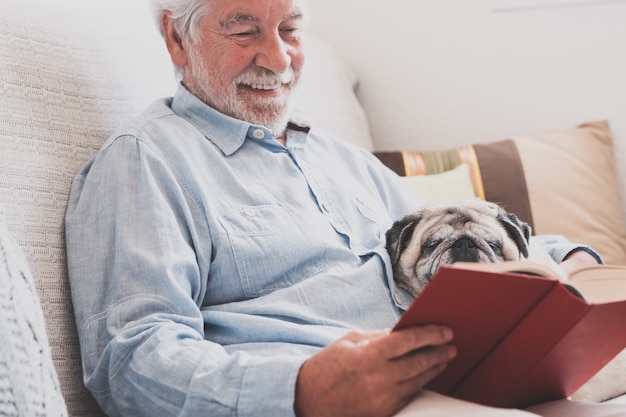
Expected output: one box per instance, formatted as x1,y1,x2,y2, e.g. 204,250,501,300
393,262,626,408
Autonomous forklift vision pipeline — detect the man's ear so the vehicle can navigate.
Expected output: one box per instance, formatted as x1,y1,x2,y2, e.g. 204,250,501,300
161,11,189,68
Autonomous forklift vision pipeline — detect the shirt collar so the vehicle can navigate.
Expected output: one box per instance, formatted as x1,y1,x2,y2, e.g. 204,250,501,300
170,84,312,155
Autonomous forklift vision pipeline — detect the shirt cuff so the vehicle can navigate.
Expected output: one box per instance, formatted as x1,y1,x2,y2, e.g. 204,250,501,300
239,354,307,417
532,234,603,265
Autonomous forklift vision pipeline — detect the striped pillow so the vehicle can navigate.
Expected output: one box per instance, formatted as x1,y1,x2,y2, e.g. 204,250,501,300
375,139,532,230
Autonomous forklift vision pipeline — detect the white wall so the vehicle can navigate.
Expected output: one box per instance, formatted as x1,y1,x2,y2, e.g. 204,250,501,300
307,0,626,205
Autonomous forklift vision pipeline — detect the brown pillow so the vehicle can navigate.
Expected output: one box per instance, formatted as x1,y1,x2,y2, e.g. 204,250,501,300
374,121,626,265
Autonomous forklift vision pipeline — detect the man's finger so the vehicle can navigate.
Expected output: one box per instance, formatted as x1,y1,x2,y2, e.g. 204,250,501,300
371,325,454,359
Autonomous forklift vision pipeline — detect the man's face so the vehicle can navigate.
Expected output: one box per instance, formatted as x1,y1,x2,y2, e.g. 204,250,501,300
181,0,306,135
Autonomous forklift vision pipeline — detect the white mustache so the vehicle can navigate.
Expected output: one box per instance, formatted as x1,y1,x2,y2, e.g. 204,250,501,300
235,68,295,90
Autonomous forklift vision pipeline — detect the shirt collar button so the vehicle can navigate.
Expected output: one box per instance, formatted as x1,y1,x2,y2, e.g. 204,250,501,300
252,128,266,140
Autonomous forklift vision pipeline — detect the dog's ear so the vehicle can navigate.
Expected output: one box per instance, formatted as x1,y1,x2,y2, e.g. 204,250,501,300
497,208,531,258
386,215,421,266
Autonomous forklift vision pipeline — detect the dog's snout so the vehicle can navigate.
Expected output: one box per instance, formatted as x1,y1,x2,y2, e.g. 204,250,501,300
453,238,475,249
451,237,479,262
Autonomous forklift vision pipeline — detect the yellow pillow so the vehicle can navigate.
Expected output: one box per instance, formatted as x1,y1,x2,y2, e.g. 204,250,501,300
401,164,477,202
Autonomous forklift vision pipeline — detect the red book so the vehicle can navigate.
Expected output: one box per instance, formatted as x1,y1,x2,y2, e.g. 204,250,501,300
393,261,626,408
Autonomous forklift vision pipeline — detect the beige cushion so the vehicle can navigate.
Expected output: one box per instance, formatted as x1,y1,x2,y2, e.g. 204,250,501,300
514,121,626,266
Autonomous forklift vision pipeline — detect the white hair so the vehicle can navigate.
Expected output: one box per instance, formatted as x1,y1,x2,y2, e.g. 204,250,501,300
150,0,309,42
149,0,210,42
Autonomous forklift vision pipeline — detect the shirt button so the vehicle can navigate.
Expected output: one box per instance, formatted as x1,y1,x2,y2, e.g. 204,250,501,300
394,292,403,305
252,129,265,139
243,208,256,217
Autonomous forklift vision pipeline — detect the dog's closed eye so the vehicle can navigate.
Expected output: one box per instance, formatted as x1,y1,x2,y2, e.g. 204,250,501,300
421,238,441,256
487,239,503,253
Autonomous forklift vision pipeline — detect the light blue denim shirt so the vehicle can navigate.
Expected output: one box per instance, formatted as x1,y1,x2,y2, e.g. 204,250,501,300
65,85,596,417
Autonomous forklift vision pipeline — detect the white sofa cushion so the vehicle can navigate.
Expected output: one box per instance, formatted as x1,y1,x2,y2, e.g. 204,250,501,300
292,36,374,150
0,210,68,417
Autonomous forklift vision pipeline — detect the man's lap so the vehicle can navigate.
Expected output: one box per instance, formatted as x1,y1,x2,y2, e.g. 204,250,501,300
525,395,626,417
395,391,537,417
395,391,626,417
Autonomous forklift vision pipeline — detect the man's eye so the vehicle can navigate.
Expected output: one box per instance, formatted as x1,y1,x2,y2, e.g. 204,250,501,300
280,28,301,38
232,31,255,38
227,25,259,39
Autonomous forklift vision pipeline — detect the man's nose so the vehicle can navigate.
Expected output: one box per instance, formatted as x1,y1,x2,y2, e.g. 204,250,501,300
254,32,292,74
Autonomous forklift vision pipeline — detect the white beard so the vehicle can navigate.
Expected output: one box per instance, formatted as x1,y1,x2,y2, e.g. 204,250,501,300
185,47,297,136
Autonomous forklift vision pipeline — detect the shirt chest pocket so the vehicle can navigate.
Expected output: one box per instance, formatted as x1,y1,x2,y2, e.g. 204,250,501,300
344,196,392,253
218,205,330,298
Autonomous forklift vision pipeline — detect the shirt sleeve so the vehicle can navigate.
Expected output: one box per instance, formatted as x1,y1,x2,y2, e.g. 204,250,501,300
531,234,603,264
65,135,304,417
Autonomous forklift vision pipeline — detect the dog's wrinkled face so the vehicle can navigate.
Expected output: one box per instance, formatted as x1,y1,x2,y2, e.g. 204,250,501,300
386,200,531,298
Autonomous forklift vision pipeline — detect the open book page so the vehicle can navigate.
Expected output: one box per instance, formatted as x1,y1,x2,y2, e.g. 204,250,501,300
451,261,626,303
567,264,626,302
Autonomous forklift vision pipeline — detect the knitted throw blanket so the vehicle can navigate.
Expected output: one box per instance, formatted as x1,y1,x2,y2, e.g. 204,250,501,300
0,211,68,417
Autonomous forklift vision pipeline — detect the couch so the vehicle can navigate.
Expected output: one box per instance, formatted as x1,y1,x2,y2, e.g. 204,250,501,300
1,1,625,416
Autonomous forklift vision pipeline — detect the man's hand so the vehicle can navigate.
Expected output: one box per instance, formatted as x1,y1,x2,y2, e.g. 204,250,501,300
294,325,456,417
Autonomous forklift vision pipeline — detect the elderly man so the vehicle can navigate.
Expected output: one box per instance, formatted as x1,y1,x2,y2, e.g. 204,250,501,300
65,0,613,416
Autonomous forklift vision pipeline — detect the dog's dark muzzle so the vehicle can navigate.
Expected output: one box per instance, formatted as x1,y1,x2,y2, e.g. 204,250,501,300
450,237,481,262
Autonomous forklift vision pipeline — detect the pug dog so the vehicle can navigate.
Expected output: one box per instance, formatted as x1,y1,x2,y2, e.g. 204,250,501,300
385,199,566,298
